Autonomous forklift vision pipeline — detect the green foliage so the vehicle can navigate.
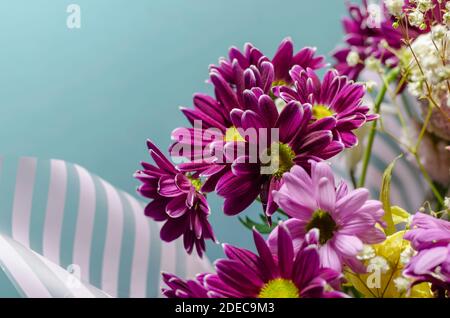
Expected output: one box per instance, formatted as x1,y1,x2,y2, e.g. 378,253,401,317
380,155,403,235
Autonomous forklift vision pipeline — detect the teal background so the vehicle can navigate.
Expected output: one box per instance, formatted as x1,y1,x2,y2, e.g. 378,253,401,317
0,0,353,261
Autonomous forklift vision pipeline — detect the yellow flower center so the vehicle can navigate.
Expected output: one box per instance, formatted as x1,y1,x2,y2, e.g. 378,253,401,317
224,126,245,142
306,209,337,244
312,104,334,120
187,175,203,192
258,279,300,298
271,79,288,87
262,142,295,178
270,80,289,100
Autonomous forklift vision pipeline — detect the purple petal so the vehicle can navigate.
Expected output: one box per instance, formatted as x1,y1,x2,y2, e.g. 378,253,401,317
277,224,294,278
144,198,169,221
253,229,278,279
272,37,293,81
292,245,320,288
413,247,448,275
166,195,188,218
158,176,182,197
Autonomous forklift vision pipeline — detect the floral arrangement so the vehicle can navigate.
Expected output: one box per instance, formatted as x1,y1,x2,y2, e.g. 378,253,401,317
135,0,450,298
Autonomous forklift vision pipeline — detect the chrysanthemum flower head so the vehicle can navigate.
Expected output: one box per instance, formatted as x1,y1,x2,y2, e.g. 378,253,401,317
211,37,326,88
134,140,215,257
271,161,386,272
215,90,343,216
403,213,450,296
210,225,346,298
162,273,218,298
332,0,404,80
275,66,377,148
161,225,347,298
170,39,328,197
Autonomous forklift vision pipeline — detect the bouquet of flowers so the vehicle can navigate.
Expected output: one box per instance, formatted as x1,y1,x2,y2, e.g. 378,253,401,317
135,0,450,298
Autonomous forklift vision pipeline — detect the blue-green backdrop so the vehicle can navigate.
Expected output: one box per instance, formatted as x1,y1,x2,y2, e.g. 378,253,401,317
0,0,355,261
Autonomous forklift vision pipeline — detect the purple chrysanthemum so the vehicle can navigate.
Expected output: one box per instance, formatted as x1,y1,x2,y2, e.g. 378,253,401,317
211,37,326,89
404,213,450,297
275,67,376,148
206,226,346,298
162,273,219,298
332,0,403,80
271,161,386,272
170,40,327,192
162,225,346,298
216,89,343,216
135,140,215,257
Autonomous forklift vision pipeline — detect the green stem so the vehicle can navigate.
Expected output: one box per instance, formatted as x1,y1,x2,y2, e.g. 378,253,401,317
414,104,433,151
350,169,358,189
358,68,400,188
414,153,445,206
255,197,288,217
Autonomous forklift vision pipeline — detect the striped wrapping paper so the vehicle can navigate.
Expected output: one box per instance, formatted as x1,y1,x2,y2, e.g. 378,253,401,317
0,233,109,298
0,156,212,298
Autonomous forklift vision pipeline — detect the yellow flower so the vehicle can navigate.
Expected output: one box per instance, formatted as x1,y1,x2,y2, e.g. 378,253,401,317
345,231,433,298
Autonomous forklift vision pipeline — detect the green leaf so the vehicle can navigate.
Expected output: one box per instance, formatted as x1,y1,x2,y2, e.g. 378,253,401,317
238,214,283,234
391,206,410,225
380,155,403,235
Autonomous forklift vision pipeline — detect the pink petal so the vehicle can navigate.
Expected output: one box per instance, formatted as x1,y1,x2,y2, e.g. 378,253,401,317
333,234,363,258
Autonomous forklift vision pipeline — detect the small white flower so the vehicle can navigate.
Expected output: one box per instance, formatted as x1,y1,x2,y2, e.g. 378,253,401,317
416,0,434,13
407,81,423,97
408,9,424,27
385,0,405,17
407,26,450,99
357,245,376,260
444,12,450,27
368,256,390,274
421,55,439,69
444,197,450,209
400,246,415,265
393,276,411,293
346,51,360,67
364,80,377,93
432,24,448,41
437,66,450,81
365,56,382,72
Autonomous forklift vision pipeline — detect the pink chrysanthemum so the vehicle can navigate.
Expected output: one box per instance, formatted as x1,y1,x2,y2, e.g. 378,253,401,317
272,161,386,272
404,213,450,297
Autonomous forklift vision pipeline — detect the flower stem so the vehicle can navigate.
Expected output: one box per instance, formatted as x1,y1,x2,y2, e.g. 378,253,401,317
414,152,445,206
256,197,288,217
358,68,400,188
